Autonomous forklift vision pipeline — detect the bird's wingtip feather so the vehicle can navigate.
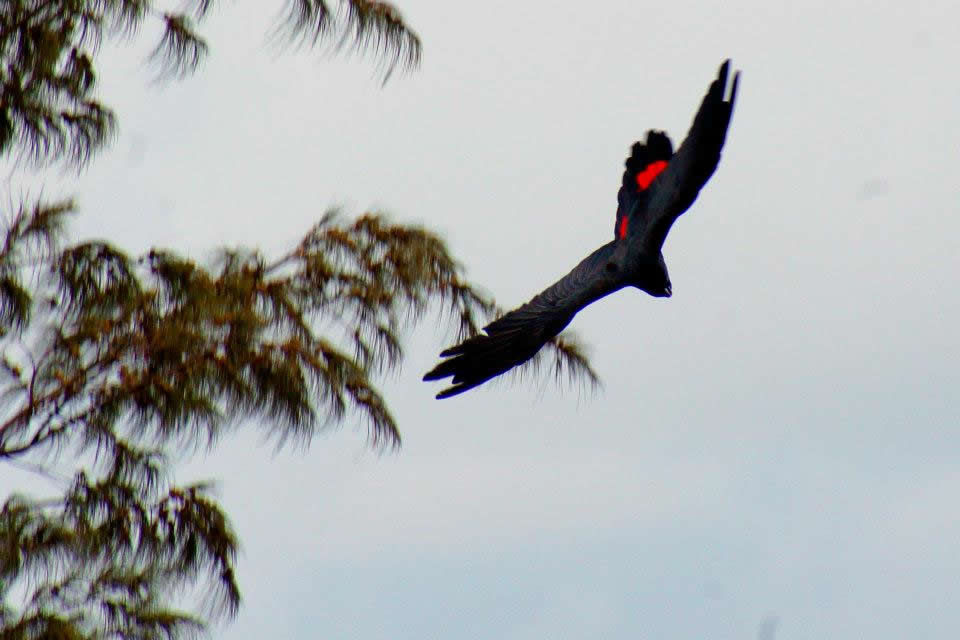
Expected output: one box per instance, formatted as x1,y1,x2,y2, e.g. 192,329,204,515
718,59,730,80
436,384,470,399
422,364,449,381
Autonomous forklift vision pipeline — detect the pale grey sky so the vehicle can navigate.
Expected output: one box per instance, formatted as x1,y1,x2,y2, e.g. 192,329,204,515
4,0,960,638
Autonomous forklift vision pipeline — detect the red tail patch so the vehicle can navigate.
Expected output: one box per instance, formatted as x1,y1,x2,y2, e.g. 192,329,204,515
635,160,669,190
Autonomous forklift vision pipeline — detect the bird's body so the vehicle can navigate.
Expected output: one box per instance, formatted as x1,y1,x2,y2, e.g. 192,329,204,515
425,60,740,399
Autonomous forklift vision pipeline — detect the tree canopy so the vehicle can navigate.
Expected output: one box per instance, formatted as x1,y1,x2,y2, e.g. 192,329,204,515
0,2,597,637
0,0,422,166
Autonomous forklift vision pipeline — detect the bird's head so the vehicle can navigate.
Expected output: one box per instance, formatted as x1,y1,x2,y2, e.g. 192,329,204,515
635,253,672,298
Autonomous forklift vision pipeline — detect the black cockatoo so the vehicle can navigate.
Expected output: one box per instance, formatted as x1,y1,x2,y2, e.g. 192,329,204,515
425,60,740,398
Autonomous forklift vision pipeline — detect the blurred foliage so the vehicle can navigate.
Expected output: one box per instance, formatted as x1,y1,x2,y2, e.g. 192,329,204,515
0,1,598,637
0,202,566,637
0,129,599,640
0,0,422,166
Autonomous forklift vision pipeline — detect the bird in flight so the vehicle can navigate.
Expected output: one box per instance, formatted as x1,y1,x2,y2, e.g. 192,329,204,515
425,60,740,399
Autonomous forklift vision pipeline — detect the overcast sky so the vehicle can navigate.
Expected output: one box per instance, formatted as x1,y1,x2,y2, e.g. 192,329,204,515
4,0,960,638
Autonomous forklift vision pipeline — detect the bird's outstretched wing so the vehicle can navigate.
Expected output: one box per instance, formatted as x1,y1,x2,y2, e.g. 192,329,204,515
424,242,624,399
637,59,739,252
